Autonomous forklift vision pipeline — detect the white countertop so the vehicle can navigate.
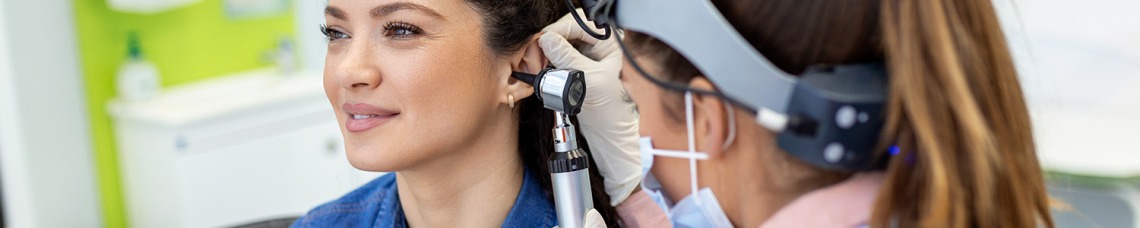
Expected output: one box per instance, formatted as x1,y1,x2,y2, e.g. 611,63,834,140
108,68,325,127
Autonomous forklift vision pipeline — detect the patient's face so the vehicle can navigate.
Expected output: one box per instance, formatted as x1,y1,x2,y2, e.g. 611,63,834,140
322,0,506,171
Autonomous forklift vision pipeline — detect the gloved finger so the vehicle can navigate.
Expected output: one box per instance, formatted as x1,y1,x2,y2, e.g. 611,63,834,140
543,9,605,46
586,35,621,60
540,32,594,68
583,208,608,228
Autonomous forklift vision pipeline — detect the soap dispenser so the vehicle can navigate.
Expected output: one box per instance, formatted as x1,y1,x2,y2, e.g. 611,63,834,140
117,32,161,102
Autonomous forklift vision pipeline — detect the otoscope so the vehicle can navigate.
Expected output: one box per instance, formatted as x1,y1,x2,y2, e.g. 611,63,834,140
511,68,593,228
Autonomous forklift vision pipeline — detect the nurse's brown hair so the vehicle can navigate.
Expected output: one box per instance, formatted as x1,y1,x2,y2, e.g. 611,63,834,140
624,0,1054,227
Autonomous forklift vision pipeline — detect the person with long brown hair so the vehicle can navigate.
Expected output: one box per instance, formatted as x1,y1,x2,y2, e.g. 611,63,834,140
541,0,1055,227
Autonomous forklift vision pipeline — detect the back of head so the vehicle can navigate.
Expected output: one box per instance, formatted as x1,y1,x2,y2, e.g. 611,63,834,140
625,0,1053,227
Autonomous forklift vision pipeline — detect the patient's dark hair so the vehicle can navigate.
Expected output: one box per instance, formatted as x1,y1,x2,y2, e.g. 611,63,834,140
464,0,622,226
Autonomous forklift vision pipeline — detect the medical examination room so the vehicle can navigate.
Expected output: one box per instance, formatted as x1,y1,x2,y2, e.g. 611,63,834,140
0,0,1137,227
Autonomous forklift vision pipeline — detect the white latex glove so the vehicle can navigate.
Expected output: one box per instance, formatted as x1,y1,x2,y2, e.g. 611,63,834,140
553,209,608,228
583,208,608,228
540,10,641,207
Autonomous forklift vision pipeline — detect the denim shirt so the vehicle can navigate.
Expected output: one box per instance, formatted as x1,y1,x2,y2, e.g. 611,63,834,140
292,168,558,228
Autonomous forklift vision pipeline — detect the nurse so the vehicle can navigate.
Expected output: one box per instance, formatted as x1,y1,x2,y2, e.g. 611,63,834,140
541,0,1056,227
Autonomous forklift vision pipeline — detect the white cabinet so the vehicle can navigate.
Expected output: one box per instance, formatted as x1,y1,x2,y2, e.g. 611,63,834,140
108,0,202,14
110,69,382,228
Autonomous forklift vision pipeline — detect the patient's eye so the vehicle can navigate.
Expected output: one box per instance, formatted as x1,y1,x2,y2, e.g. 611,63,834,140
320,24,350,42
384,22,422,39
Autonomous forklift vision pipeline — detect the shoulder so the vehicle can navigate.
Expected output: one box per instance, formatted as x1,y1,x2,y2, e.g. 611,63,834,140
292,173,401,228
761,172,885,228
502,168,560,227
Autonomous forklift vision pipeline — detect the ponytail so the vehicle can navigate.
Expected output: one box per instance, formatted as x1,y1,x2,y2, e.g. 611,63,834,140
873,0,1053,227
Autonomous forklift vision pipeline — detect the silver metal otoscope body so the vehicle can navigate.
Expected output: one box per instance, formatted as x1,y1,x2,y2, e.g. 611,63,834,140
510,68,593,228
549,111,593,228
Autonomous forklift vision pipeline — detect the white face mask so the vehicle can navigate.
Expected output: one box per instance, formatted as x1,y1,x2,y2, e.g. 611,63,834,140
638,91,735,228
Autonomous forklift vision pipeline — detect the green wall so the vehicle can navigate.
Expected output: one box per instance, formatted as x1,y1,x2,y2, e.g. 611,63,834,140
72,0,296,227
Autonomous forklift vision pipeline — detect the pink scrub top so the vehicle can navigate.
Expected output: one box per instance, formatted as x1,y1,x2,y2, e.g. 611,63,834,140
615,172,885,228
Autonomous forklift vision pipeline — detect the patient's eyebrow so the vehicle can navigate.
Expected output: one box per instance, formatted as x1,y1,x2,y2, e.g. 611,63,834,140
371,2,445,20
325,6,347,20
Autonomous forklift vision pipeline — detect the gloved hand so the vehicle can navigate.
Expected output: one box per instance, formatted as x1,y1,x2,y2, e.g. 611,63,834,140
540,10,641,207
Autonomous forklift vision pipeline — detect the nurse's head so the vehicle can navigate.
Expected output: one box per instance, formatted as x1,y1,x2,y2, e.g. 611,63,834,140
321,0,620,225
620,0,1052,227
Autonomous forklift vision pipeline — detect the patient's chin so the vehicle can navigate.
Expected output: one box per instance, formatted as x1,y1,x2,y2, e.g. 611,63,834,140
343,145,418,172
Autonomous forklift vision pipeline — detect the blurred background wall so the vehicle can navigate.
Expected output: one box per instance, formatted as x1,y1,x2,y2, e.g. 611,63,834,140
0,0,100,227
72,0,295,226
998,0,1140,226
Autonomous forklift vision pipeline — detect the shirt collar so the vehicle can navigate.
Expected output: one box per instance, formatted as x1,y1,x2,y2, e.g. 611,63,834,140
501,167,559,227
761,172,885,228
388,167,558,228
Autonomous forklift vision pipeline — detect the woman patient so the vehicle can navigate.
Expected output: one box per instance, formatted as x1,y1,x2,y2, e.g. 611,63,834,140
292,0,631,227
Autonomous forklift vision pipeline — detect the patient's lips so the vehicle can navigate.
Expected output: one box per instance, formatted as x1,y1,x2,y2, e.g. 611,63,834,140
343,103,399,132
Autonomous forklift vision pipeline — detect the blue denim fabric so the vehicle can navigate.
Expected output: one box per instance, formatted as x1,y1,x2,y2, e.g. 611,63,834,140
292,168,558,228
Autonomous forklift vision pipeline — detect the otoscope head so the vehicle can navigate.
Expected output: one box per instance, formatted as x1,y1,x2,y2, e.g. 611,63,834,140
510,68,587,115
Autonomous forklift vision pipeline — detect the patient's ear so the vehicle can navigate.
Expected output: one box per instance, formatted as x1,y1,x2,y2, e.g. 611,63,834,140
505,33,549,101
513,33,549,74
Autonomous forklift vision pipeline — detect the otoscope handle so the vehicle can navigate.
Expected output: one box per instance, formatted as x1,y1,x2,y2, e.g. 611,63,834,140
550,149,592,228
550,111,595,228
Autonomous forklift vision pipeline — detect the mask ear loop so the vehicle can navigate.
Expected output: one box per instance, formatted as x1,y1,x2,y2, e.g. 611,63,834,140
684,91,701,206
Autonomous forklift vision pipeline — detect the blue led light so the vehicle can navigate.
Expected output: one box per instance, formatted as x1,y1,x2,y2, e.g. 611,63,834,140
889,145,900,156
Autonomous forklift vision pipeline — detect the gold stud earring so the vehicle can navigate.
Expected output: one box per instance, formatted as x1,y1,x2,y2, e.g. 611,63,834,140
508,94,515,109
